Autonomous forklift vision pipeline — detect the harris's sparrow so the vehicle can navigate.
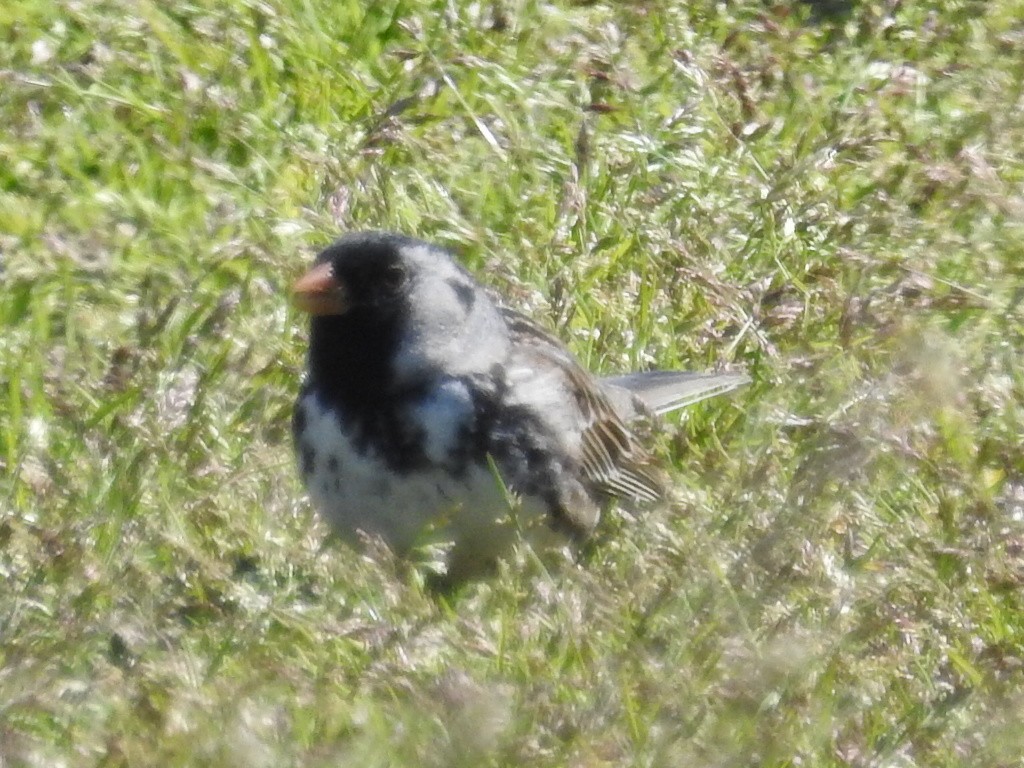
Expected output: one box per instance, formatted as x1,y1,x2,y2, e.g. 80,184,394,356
292,231,746,582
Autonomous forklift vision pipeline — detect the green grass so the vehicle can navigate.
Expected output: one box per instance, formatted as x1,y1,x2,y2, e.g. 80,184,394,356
3,0,1024,764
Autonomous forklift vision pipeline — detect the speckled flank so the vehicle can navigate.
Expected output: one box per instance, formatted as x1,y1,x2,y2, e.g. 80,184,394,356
405,378,474,466
301,444,316,477
294,391,561,568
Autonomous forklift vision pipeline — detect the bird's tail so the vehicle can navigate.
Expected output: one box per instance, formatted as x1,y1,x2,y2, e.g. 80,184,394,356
600,371,749,416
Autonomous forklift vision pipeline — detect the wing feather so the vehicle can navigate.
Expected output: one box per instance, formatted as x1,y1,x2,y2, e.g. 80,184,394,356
500,308,666,504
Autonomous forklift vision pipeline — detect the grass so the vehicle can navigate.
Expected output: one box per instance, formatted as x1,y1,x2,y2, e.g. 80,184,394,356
2,0,1024,764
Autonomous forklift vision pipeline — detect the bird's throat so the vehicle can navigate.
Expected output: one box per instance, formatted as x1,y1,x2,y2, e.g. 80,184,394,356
308,313,402,410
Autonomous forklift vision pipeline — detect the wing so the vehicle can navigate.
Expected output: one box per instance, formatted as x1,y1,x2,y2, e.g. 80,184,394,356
500,308,665,505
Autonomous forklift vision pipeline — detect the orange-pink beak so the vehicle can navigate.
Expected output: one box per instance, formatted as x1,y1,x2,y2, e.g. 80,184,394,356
292,262,349,316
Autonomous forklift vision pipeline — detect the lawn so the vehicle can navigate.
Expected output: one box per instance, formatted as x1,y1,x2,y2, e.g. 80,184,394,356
2,0,1023,765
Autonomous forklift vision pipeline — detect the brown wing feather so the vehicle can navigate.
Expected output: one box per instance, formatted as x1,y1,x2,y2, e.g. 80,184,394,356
571,368,665,502
500,308,665,504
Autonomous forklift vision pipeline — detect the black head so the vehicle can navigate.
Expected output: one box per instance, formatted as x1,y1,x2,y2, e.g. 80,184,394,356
294,231,422,319
294,232,423,402
293,231,508,403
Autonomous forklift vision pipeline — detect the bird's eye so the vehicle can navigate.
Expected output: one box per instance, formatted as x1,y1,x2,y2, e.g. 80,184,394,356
380,264,406,293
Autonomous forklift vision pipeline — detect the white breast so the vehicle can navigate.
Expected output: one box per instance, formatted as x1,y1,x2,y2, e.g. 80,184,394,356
295,393,564,578
404,378,474,465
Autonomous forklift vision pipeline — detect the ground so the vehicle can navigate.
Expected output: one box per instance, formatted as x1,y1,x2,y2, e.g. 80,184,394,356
2,0,1023,765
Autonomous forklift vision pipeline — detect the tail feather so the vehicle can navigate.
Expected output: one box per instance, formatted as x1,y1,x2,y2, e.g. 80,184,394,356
600,371,749,416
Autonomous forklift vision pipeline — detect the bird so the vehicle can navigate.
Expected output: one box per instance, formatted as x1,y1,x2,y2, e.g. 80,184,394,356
291,231,747,583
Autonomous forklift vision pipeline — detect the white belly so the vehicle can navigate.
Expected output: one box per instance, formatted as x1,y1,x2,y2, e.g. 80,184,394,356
296,394,566,578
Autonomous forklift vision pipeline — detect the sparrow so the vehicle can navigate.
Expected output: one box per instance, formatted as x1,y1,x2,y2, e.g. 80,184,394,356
292,231,747,583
